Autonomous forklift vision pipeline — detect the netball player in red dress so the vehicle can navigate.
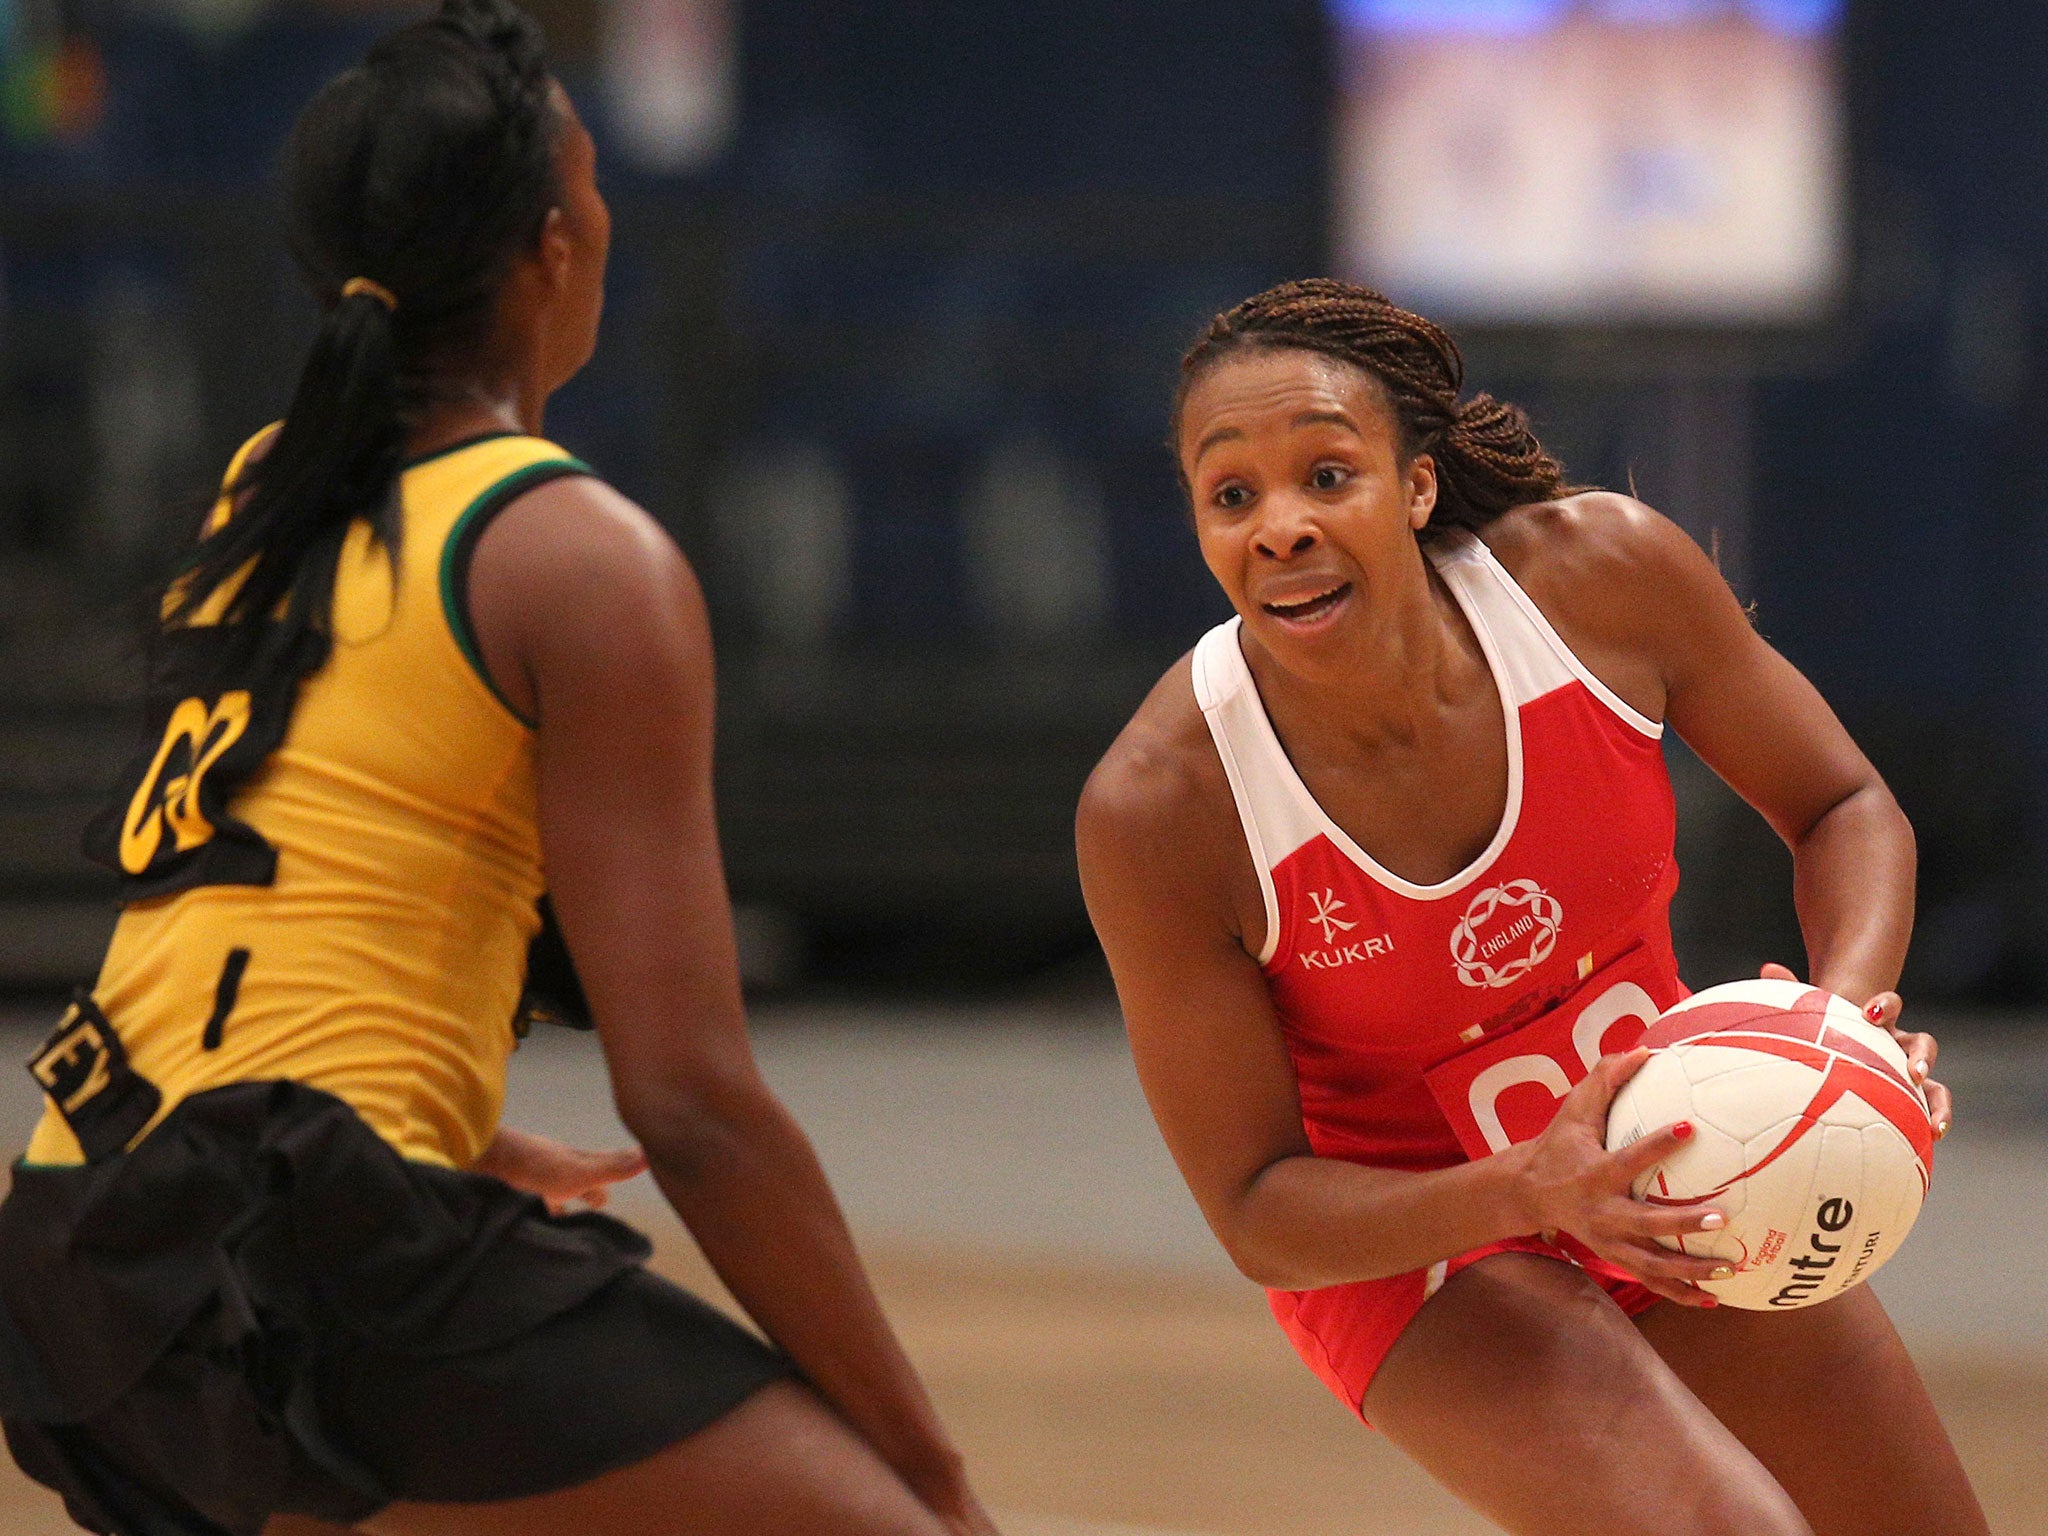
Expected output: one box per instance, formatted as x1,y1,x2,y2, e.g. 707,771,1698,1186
1077,280,1984,1536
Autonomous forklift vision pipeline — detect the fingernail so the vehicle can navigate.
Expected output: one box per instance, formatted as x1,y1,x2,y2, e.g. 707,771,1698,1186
1703,1296,1720,1307
1914,1060,1929,1078
1710,1265,1735,1279
1672,1121,1694,1141
1865,1000,1885,1022
1699,1211,1725,1231
1936,1120,1951,1139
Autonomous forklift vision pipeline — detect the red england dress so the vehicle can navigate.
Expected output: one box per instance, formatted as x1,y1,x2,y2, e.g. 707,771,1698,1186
1191,528,1687,1418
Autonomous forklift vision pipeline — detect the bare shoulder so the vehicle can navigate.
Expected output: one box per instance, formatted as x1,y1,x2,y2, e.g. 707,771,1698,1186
1482,491,1707,593
1079,655,1226,853
496,474,695,591
467,474,709,718
475,473,707,645
1077,652,1261,935
1477,490,1734,650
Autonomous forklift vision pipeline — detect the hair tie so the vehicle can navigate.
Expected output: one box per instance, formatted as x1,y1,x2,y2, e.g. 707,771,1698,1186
340,276,398,314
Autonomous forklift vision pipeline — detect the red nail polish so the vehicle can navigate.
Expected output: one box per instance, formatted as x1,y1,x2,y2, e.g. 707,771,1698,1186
1672,1120,1694,1140
1865,1000,1885,1022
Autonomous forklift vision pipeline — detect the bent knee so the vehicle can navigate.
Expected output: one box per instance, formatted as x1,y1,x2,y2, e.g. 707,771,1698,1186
1688,1481,1813,1536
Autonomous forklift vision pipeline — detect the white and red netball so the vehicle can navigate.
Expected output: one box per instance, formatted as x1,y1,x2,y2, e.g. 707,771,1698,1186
1604,978,1934,1311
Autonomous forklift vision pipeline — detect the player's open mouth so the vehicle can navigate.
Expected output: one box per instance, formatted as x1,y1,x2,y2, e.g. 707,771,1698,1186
1260,582,1352,627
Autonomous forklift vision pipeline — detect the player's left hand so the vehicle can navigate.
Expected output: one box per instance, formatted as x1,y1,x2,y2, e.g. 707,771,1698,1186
476,1125,649,1213
1759,963,1952,1141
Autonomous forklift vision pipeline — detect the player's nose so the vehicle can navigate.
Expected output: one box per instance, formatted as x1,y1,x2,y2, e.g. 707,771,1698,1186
1250,502,1322,560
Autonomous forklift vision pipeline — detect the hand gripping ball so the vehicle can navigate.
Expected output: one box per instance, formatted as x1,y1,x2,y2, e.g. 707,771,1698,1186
1605,978,1935,1310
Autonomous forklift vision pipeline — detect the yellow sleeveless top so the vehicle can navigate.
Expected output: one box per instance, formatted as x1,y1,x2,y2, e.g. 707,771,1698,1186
27,431,589,1169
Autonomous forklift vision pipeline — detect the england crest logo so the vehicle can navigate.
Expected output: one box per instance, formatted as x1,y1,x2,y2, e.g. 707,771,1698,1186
1450,879,1562,989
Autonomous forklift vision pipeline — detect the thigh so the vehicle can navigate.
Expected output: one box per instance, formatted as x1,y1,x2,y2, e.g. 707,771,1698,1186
356,1379,948,1536
1635,1284,1988,1536
1364,1253,1811,1536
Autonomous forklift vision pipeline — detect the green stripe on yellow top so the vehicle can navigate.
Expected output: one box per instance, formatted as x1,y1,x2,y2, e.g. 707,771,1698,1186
437,456,593,728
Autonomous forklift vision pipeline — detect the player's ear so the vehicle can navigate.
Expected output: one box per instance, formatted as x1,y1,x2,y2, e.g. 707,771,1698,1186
537,205,573,295
1408,453,1438,531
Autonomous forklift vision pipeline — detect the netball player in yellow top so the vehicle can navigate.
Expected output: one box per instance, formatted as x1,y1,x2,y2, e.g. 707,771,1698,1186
0,4,999,1534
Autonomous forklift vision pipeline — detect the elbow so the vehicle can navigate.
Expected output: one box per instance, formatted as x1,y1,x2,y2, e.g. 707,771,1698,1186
614,1068,776,1183
1221,1230,1347,1292
1209,1200,1333,1292
1202,1161,1340,1291
1886,791,1917,869
1225,1244,1313,1292
1220,1234,1344,1293
1857,772,1913,843
1207,1160,1407,1292
1817,775,1914,849
1786,777,1916,882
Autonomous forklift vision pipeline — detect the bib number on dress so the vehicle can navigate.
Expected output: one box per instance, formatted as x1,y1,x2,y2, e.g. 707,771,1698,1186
82,626,306,901
1423,945,1675,1161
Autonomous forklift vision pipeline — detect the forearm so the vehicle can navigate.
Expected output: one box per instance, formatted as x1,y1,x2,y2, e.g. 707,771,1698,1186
1790,783,1915,1002
637,1085,961,1496
472,1126,517,1177
1224,1146,1536,1291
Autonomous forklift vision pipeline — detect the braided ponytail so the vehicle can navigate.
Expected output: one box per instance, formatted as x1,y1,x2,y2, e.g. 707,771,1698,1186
170,284,404,678
1174,278,1571,535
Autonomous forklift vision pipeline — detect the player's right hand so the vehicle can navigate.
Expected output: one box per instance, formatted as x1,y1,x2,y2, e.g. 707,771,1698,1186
1509,1048,1732,1308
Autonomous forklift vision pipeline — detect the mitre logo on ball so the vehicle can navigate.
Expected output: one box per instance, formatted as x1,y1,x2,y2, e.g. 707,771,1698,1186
1450,878,1562,989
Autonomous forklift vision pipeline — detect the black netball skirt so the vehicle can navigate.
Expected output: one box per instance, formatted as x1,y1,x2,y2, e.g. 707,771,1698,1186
0,1080,791,1536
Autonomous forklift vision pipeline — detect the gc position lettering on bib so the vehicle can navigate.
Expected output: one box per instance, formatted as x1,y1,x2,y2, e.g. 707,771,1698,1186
1424,945,1681,1160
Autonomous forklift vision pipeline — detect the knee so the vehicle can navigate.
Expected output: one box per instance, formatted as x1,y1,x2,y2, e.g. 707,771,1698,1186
1683,1463,1813,1536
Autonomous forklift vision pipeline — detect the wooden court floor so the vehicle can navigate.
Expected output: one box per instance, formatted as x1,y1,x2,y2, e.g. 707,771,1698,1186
2,1228,2041,1536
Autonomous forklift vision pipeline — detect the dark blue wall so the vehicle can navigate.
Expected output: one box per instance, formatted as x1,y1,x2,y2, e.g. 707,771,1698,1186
1751,0,2048,992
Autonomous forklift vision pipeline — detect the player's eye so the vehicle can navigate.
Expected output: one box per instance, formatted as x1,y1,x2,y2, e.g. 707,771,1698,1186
1213,482,1253,512
1309,464,1351,493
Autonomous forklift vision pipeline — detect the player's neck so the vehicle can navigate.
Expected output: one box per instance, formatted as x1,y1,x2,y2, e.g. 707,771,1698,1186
402,321,558,460
403,375,542,462
1248,559,1487,759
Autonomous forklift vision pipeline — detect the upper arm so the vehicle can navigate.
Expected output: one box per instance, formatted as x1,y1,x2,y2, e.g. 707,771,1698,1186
1075,734,1312,1260
465,477,762,1139
1509,493,1894,848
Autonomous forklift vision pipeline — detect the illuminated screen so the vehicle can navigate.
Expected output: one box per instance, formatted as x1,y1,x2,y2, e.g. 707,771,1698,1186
1333,0,1847,322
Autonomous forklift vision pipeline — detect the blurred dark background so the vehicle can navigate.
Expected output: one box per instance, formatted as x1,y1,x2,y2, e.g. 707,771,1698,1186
1,0,2044,1004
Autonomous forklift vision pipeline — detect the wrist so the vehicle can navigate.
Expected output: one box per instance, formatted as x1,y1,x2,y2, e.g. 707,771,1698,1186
1485,1139,1543,1239
472,1126,515,1173
1811,973,1895,1010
